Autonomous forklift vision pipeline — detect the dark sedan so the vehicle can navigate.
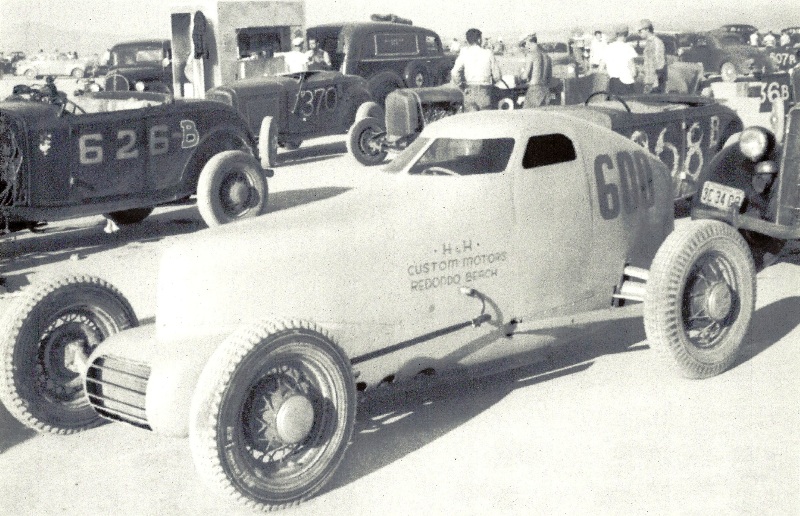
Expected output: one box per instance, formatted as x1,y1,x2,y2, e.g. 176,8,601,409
677,31,775,82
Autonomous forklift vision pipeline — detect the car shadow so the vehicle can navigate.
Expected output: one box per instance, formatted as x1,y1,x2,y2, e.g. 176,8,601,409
0,187,351,280
0,401,36,454
323,316,648,495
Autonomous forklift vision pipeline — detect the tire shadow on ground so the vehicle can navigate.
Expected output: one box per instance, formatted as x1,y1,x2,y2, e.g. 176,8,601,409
0,402,36,454
737,296,800,365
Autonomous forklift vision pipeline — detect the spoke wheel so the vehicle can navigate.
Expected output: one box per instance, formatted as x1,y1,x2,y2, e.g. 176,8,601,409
645,220,755,378
196,150,268,227
346,116,387,166
190,321,355,511
0,275,137,433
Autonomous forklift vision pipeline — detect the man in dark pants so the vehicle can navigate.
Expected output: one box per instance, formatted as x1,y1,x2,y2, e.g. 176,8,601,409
518,34,553,108
603,25,637,95
638,19,667,93
451,28,502,111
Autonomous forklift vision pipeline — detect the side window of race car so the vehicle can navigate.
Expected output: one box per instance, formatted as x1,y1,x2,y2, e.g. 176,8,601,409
522,134,576,169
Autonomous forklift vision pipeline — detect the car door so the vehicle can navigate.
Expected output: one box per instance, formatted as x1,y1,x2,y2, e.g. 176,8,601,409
68,109,146,203
512,130,595,320
285,73,342,137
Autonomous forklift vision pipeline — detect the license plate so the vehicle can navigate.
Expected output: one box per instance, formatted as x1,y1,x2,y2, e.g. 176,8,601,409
700,182,745,210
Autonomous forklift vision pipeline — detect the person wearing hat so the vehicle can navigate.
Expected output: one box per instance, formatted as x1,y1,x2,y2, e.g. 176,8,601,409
283,37,309,73
603,25,638,95
451,28,502,111
518,33,553,108
638,19,667,93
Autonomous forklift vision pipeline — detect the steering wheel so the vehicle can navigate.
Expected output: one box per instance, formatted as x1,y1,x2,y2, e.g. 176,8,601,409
422,166,458,176
59,98,86,116
585,91,631,113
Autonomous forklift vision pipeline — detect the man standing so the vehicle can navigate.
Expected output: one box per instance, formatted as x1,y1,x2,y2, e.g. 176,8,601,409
589,30,607,70
603,25,638,95
283,37,309,73
451,28,502,111
518,34,552,108
306,37,331,70
638,19,667,93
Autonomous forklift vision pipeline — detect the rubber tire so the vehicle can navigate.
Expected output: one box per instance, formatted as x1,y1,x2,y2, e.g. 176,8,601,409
644,220,756,379
720,62,738,83
71,68,84,79
0,274,138,434
104,207,154,226
404,62,431,88
347,116,387,166
196,150,268,227
258,116,278,168
189,320,356,511
24,68,36,80
366,71,404,107
354,101,384,123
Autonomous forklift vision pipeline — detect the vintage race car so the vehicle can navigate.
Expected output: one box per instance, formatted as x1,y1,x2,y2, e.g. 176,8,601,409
692,104,800,269
348,88,742,200
206,70,372,160
0,81,272,233
1,110,760,510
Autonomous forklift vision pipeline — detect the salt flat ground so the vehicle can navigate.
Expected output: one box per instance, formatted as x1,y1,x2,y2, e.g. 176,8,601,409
0,80,798,515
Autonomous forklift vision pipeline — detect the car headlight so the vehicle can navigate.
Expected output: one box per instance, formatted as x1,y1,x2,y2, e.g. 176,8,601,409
739,127,769,161
134,81,146,92
88,82,101,92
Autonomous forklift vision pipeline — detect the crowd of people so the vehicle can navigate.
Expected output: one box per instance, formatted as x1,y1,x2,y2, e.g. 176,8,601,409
280,36,332,73
450,18,669,110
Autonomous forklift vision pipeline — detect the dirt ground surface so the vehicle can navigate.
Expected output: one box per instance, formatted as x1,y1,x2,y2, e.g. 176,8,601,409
0,78,798,515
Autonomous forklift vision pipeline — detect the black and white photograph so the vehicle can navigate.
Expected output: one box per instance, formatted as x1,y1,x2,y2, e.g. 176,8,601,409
1,0,798,513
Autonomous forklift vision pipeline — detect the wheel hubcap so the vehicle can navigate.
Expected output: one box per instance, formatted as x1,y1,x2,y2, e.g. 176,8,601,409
38,312,102,402
221,171,252,215
275,395,315,444
705,282,733,322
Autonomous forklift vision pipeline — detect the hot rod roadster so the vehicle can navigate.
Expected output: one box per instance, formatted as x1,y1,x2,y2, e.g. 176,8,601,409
0,80,272,233
347,88,742,200
1,109,762,510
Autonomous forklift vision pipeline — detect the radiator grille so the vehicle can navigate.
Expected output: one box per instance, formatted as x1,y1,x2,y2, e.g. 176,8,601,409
85,354,152,430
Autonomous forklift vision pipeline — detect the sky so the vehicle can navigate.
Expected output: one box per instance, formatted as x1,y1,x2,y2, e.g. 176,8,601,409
2,0,800,54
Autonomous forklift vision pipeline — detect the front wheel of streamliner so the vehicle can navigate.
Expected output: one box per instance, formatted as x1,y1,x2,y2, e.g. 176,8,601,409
644,220,756,379
189,320,356,510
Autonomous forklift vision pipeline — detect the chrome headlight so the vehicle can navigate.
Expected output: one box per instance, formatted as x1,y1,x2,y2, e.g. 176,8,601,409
134,81,146,92
739,127,769,161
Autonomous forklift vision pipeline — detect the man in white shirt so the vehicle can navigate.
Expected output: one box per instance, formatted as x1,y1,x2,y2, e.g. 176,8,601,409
283,37,309,73
589,30,607,70
451,28,502,111
603,25,637,95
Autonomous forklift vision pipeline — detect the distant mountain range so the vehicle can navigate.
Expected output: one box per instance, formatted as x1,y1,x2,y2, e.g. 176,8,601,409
1,21,166,57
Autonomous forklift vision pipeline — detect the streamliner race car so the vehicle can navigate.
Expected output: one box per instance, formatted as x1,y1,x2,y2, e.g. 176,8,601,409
348,87,742,200
0,79,272,233
1,108,767,511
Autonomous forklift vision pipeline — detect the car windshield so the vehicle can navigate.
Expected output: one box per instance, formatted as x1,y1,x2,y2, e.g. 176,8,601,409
112,48,162,66
385,137,514,176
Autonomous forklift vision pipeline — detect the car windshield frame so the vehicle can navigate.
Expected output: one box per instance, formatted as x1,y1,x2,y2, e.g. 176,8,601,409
384,136,515,176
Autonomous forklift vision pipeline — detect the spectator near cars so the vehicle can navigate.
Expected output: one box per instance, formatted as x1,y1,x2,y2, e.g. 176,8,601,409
305,15,457,106
517,34,552,108
637,19,667,94
603,25,638,95
451,28,503,111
